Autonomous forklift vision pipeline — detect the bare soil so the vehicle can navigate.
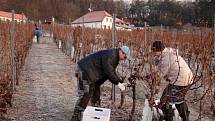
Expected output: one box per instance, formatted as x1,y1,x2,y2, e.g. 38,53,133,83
6,37,77,121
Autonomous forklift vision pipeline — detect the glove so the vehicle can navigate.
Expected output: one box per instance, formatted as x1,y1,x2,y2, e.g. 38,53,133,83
117,83,126,91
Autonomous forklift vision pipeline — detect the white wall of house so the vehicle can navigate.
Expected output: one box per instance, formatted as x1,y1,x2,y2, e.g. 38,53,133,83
0,17,7,21
101,16,113,29
0,16,12,21
71,16,131,30
0,16,26,23
72,22,102,29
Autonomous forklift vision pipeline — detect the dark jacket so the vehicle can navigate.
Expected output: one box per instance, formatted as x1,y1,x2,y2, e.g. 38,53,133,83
78,48,123,85
34,29,42,37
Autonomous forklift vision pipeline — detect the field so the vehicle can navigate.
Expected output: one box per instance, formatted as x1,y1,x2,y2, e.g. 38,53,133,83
52,24,215,120
0,22,215,120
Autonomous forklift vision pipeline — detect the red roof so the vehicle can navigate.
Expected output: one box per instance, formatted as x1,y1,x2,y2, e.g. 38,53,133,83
0,11,27,20
72,10,112,24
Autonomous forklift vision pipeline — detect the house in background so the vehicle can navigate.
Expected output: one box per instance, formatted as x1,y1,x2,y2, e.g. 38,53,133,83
0,11,27,23
71,10,131,30
115,18,132,30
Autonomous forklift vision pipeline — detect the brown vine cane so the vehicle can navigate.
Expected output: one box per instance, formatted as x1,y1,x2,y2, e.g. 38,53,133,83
120,63,142,121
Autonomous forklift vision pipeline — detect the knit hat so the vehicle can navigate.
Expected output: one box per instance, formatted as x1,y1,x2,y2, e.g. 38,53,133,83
151,41,165,52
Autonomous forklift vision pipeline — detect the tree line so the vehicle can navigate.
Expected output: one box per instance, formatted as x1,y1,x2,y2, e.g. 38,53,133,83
0,0,214,27
129,0,215,27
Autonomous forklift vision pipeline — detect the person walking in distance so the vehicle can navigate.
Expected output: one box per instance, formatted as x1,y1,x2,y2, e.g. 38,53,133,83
34,24,42,43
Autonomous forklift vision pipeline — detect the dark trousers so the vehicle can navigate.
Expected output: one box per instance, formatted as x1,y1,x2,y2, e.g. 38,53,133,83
175,102,190,121
91,79,106,106
160,84,190,121
71,75,105,121
71,76,92,121
36,36,40,43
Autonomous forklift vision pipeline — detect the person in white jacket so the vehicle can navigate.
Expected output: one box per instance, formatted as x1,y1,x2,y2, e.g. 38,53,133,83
151,41,193,121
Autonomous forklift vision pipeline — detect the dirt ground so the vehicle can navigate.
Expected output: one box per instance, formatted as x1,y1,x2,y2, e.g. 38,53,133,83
4,35,214,121
6,36,78,121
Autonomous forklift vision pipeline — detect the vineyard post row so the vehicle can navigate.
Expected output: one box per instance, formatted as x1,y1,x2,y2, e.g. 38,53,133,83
0,12,34,116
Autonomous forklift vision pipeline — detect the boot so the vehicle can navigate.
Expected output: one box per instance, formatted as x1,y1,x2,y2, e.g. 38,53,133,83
71,107,82,121
91,99,101,107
